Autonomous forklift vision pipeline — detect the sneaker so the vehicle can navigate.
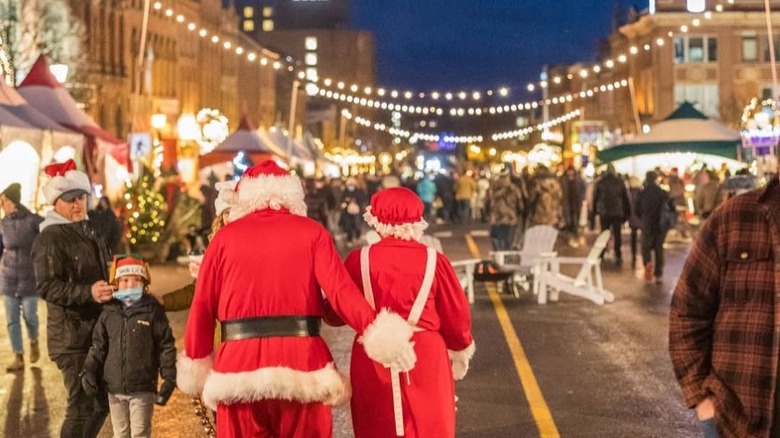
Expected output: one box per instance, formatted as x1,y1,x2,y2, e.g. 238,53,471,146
6,353,23,372
644,263,654,281
29,340,40,364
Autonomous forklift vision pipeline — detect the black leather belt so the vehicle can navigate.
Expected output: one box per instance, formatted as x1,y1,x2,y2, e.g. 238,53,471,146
220,316,321,341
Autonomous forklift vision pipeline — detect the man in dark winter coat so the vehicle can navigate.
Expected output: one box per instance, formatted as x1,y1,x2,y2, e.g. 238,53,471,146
591,165,631,266
0,182,43,372
31,160,113,438
636,171,671,283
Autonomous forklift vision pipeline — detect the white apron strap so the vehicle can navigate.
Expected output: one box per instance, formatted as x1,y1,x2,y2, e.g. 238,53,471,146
360,246,376,310
407,248,437,326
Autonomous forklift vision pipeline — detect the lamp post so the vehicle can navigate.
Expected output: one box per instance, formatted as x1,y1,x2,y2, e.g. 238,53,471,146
286,79,301,166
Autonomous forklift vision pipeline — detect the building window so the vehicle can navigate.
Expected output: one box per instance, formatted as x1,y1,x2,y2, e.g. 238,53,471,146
243,6,254,18
243,20,255,32
305,53,317,66
673,36,717,63
764,35,780,61
743,34,758,61
707,37,717,62
263,19,274,32
263,7,273,18
305,36,318,51
674,84,719,118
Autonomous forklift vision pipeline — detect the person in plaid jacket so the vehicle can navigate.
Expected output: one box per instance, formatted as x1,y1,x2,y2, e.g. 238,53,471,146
669,176,780,438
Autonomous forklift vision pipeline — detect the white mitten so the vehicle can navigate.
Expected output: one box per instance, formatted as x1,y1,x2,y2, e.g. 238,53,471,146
448,342,476,380
188,254,204,279
360,309,418,372
388,341,417,372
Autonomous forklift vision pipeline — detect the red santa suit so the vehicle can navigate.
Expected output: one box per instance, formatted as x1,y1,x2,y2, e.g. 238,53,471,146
343,187,475,438
176,162,418,438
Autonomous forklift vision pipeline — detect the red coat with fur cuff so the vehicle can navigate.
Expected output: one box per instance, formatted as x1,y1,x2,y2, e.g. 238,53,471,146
178,209,382,409
344,238,474,438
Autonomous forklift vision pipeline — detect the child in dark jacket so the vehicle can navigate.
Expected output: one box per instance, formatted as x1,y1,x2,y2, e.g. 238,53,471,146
81,255,176,438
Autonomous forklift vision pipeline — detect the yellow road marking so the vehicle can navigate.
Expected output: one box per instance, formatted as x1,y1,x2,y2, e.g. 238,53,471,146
465,234,560,438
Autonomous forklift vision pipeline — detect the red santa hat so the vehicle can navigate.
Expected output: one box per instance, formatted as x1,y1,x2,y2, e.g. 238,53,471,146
363,187,428,241
109,255,151,284
229,160,306,222
41,159,91,204
214,179,238,217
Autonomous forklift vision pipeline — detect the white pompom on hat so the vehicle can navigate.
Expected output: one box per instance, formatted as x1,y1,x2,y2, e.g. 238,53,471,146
229,160,306,222
363,187,428,241
214,179,238,217
41,159,91,204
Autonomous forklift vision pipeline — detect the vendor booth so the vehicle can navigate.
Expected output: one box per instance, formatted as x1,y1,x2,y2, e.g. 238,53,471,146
17,55,130,198
198,115,280,181
596,102,744,177
0,77,86,207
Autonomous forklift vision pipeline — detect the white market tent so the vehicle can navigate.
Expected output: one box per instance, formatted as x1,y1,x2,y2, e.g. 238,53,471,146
0,75,87,207
17,55,130,175
596,102,743,175
199,115,280,168
17,55,131,198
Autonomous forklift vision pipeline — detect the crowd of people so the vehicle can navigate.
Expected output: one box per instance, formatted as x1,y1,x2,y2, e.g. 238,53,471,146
0,155,768,438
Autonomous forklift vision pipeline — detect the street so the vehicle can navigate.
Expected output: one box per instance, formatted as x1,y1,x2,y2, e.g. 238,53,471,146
0,224,699,437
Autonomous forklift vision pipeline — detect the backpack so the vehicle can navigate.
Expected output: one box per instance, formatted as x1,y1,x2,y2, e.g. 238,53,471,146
660,200,678,232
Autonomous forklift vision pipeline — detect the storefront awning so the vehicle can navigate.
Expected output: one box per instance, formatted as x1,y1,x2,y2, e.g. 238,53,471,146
596,140,740,163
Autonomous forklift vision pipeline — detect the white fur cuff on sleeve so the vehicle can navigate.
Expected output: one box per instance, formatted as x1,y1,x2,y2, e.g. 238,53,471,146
449,341,476,380
359,309,416,369
177,352,214,396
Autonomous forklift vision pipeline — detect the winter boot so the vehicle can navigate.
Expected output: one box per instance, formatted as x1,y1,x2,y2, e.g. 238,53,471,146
29,340,40,364
644,263,654,281
6,353,23,372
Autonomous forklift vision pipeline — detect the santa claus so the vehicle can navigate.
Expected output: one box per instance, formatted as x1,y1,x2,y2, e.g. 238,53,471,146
343,187,475,438
177,161,417,437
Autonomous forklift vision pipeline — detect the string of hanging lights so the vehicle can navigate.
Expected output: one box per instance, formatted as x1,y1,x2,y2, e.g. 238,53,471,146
152,0,735,107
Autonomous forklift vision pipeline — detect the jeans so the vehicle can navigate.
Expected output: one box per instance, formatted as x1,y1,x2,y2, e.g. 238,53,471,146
490,224,516,251
698,418,719,438
641,229,665,277
600,216,624,260
457,199,471,224
53,353,109,438
108,392,155,438
3,295,39,353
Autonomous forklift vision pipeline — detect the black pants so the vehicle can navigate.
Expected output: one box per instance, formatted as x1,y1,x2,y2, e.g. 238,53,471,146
630,227,639,263
53,353,108,438
600,216,624,261
641,229,665,277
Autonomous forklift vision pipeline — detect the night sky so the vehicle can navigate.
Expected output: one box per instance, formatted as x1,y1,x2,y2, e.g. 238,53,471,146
351,0,649,92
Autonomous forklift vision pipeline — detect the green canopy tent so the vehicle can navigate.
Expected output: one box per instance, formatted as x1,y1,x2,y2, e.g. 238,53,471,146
596,102,741,163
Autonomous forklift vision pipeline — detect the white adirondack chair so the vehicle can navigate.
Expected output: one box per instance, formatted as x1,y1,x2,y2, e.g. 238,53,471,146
490,225,559,300
450,258,481,304
540,230,615,305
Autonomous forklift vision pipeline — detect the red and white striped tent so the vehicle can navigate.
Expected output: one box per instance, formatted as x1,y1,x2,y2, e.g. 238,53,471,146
17,55,130,177
199,115,280,168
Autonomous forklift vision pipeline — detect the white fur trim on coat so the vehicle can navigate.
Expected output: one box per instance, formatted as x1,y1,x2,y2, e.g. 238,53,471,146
359,309,417,369
229,174,307,222
448,341,476,380
176,352,214,397
363,207,428,241
42,170,91,204
200,363,350,410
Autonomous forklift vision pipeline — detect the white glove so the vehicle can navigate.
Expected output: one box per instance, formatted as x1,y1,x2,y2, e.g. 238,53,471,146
387,341,417,372
188,254,203,280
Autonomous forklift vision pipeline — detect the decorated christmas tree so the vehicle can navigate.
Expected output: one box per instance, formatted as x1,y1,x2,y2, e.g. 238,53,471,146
123,166,166,250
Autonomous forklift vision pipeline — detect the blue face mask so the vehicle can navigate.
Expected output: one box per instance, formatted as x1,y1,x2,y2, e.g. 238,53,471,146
113,286,144,303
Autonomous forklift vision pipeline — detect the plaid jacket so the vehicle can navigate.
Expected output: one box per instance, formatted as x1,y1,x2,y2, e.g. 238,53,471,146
669,177,780,438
